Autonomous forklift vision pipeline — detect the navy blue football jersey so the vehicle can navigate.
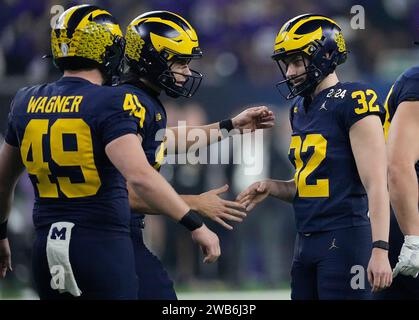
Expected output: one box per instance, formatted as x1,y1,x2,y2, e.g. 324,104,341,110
288,82,386,233
384,66,419,181
116,83,167,216
117,83,167,170
5,77,140,232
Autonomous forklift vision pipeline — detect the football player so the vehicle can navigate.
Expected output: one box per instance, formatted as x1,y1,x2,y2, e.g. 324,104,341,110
379,62,419,298
118,11,275,299
237,14,392,299
0,5,220,299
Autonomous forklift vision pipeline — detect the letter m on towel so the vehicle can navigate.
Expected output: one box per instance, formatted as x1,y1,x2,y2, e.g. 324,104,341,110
51,227,67,240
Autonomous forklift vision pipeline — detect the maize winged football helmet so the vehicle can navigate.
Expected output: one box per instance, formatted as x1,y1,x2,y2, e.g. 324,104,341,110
51,4,124,81
272,14,347,99
123,11,203,98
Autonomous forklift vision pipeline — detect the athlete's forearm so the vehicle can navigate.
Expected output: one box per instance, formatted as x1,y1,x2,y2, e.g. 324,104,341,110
386,101,419,235
365,183,390,243
127,183,159,215
388,162,419,235
268,179,296,203
357,158,390,243
164,106,274,154
350,116,390,243
128,188,198,215
0,190,13,224
180,194,200,211
106,134,191,221
0,143,24,223
128,169,190,221
165,122,229,154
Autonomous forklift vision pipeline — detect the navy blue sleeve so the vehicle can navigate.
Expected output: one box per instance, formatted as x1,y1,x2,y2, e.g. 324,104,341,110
4,98,19,147
338,84,386,131
113,86,156,140
132,93,153,141
396,76,419,104
97,90,141,146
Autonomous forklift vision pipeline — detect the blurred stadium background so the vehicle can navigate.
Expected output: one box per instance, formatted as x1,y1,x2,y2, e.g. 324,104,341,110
0,0,418,299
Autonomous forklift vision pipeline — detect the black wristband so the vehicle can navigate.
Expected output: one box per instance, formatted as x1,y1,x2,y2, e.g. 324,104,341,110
373,240,389,251
219,119,234,132
0,220,8,240
179,210,203,231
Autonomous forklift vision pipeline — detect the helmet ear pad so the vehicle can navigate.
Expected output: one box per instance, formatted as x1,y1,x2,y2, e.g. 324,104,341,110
148,48,172,82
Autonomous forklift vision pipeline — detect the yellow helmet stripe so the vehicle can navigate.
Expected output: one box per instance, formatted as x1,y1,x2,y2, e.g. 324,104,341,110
168,12,198,42
76,9,122,37
127,11,200,58
279,14,341,34
129,16,198,42
274,15,341,53
130,11,194,31
150,31,196,56
128,18,198,56
277,13,310,34
167,11,195,34
58,4,90,29
274,27,322,53
291,15,341,33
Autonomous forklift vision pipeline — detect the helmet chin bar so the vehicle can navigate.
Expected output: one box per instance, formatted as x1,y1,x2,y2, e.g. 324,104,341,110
158,68,203,98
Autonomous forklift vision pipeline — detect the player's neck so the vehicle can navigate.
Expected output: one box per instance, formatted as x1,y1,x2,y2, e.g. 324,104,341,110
311,72,339,98
140,78,162,95
63,69,104,86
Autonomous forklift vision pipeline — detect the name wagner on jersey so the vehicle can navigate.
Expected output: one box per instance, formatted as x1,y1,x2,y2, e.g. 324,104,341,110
26,95,83,113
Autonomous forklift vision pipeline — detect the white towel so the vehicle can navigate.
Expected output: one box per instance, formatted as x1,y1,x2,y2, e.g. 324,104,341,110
46,222,82,297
